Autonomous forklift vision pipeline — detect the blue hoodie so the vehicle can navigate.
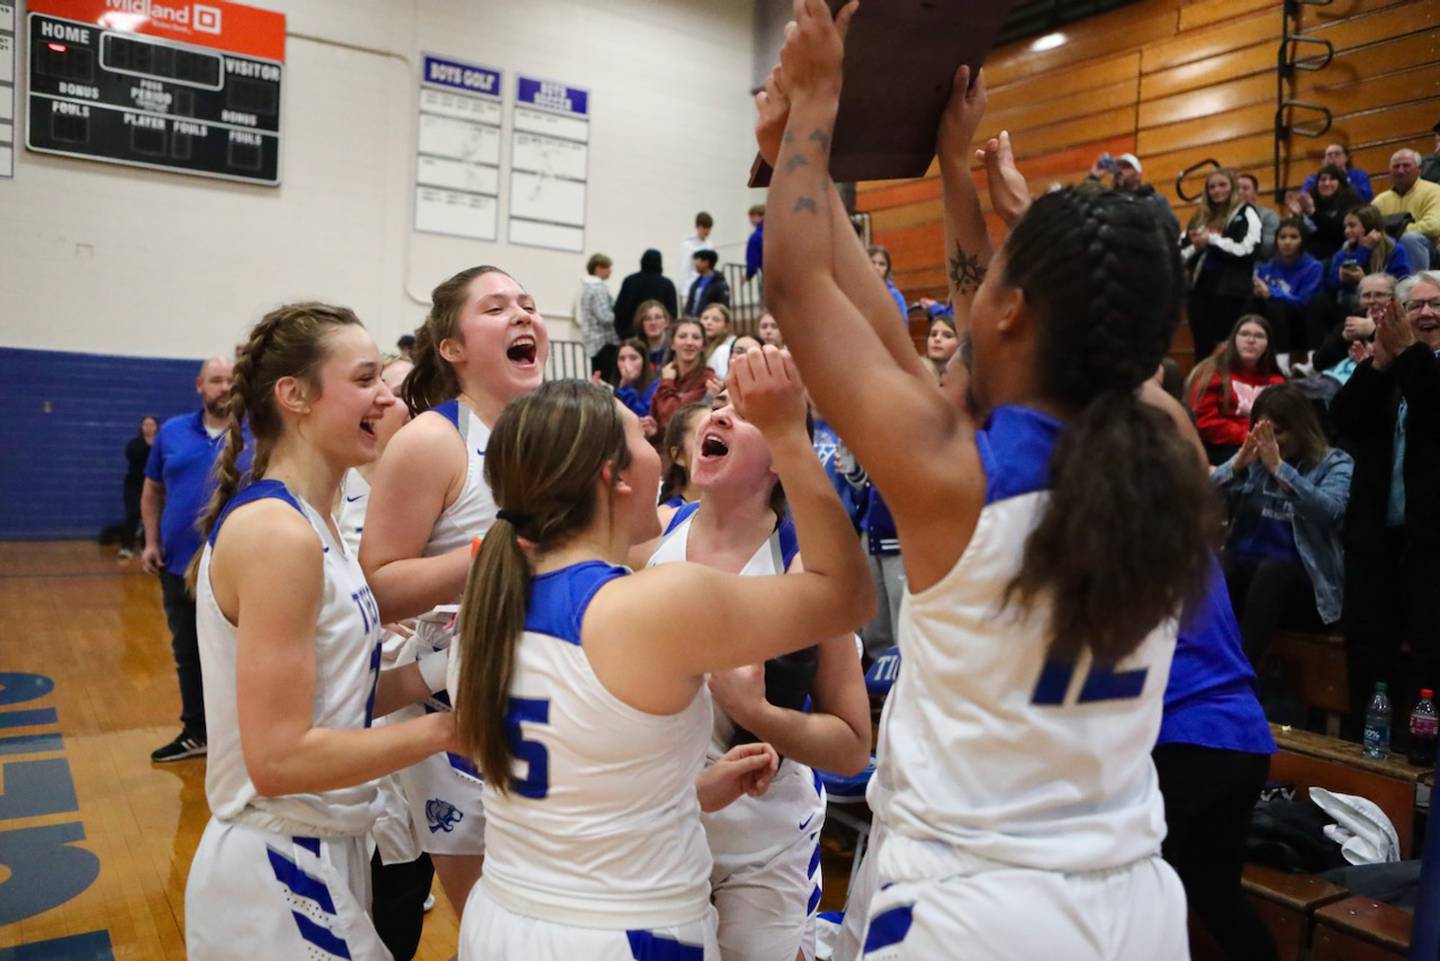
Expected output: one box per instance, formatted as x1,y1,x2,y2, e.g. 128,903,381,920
1256,253,1324,306
1326,241,1411,293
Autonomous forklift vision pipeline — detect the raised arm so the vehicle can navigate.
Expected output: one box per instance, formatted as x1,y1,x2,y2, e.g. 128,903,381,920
937,66,995,326
591,347,873,685
764,0,974,516
359,412,472,623
755,65,924,378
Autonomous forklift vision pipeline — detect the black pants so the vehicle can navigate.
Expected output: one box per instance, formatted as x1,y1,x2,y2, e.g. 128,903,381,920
121,480,143,551
370,849,434,961
1189,288,1249,362
1221,554,1326,666
590,344,620,386
1153,743,1276,961
1252,293,1334,356
159,570,206,738
1344,529,1440,743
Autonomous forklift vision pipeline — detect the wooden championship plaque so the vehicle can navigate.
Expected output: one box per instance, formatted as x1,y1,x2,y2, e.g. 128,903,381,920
749,0,1014,186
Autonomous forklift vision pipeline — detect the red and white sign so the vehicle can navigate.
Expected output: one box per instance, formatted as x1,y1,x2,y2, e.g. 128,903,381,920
27,0,284,62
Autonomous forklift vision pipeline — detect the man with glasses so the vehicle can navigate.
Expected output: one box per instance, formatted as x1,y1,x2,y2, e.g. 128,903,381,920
1330,270,1440,747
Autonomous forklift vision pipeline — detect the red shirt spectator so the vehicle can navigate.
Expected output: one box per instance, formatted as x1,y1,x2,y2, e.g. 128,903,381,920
1186,315,1286,462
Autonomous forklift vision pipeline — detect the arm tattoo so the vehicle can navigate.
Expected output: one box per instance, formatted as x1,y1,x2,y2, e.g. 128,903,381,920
793,196,819,215
783,153,810,173
783,130,795,145
808,128,831,150
948,244,987,296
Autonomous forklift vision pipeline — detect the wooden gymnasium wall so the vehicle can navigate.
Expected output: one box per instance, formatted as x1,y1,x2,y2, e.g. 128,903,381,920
862,0,1440,343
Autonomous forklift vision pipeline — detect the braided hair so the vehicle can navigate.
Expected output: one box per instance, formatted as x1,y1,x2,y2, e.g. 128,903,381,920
184,303,363,592
1001,187,1215,665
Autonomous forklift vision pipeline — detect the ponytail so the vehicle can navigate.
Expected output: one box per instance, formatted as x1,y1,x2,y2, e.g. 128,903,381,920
1006,393,1215,664
1002,188,1214,664
451,380,630,792
454,519,530,787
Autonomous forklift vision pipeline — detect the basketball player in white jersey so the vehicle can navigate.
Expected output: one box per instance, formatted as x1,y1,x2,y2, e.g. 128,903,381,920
360,266,547,919
761,5,1214,957
184,304,462,961
450,352,872,960
643,401,870,961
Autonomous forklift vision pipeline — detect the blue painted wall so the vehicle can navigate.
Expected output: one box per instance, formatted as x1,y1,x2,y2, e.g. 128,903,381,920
0,348,203,540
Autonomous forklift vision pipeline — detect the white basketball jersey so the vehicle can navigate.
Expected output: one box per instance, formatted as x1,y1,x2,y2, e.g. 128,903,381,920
646,502,797,757
873,405,1174,873
196,479,383,836
336,468,368,558
479,561,715,929
424,398,497,557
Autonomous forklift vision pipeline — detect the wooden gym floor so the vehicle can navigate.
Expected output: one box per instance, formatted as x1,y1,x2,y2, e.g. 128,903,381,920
0,540,853,960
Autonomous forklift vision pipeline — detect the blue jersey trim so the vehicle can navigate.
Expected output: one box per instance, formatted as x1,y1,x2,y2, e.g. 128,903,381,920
291,911,353,959
664,500,700,535
975,405,1064,505
776,514,799,571
434,398,462,430
209,479,304,546
524,561,629,646
625,929,704,960
863,903,915,952
266,846,336,914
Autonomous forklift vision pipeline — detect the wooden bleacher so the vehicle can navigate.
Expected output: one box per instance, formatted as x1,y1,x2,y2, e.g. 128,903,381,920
1221,724,1431,961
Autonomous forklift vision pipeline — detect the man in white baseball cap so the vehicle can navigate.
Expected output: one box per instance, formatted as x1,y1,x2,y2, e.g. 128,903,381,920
1088,150,1180,240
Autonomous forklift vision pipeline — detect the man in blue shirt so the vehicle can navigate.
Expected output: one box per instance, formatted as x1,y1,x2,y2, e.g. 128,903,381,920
141,355,236,762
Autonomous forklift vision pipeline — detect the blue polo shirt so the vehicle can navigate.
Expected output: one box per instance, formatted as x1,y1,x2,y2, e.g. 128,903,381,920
144,410,251,576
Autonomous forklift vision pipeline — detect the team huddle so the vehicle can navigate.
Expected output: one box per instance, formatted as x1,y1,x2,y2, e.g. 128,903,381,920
183,3,1219,959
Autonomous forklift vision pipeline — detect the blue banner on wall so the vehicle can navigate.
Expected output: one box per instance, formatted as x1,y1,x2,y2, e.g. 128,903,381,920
515,75,588,117
422,55,502,99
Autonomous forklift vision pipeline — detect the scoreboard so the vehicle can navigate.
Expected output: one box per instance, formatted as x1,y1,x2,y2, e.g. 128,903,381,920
26,0,285,185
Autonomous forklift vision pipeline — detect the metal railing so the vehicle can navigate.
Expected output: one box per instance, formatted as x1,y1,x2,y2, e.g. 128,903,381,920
544,340,590,381
1175,157,1223,204
1272,0,1335,203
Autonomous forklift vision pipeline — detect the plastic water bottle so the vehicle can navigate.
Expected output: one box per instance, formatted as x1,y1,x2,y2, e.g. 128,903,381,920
1408,689,1438,767
1363,682,1391,760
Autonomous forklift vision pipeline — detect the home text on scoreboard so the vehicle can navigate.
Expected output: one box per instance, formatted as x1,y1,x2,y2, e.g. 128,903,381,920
25,0,285,185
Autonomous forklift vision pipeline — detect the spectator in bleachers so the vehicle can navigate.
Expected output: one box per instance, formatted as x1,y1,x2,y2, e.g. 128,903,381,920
1213,384,1352,664
650,317,717,436
1423,119,1440,184
745,204,765,281
1183,168,1265,360
867,245,908,322
728,335,762,364
633,299,673,368
1373,148,1439,271
1287,164,1358,263
757,312,783,347
1309,272,1395,379
699,303,737,381
1237,173,1280,259
1332,271,1440,731
395,333,416,361
1300,142,1374,202
924,314,959,382
1253,217,1326,363
614,250,678,340
1086,150,1180,239
614,339,659,442
678,211,715,297
683,249,730,318
578,253,619,384
656,402,709,527
118,415,158,559
1326,204,1411,318
1186,315,1286,464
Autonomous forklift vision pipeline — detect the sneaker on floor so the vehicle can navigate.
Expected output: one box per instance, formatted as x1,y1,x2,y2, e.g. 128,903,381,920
423,894,436,913
117,548,134,559
151,733,207,762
